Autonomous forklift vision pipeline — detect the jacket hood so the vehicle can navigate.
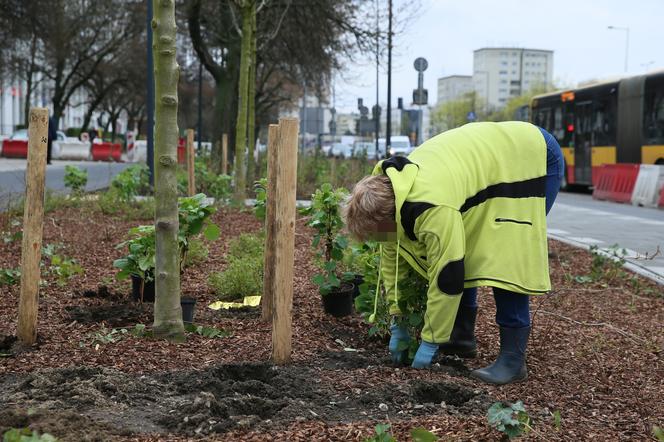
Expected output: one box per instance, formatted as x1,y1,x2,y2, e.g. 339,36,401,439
373,156,418,240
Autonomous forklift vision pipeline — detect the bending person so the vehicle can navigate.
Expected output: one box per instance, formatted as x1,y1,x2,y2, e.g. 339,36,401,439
344,121,564,385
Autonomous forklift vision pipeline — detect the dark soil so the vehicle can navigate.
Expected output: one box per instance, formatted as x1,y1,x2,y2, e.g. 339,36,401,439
0,360,488,440
0,205,663,441
65,303,150,327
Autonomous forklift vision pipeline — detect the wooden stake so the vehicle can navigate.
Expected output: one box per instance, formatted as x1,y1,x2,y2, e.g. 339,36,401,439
186,129,195,196
271,118,298,364
16,107,49,345
262,124,280,322
221,133,228,175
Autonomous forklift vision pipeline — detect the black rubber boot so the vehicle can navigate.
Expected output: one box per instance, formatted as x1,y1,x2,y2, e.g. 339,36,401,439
471,326,530,385
439,305,478,358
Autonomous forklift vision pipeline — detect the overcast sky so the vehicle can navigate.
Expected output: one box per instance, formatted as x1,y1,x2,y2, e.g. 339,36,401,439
333,0,663,113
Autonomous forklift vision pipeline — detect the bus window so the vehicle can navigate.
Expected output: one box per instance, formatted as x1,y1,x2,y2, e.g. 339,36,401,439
592,97,616,146
553,107,565,141
643,89,664,145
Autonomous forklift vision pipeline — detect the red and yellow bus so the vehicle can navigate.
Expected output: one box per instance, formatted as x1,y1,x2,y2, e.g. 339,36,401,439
531,71,664,187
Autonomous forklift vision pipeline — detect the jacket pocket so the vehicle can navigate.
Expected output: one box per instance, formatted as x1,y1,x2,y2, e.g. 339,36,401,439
495,217,532,226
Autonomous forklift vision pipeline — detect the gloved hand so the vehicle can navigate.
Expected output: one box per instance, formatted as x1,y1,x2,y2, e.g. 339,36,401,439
411,341,439,369
388,318,410,364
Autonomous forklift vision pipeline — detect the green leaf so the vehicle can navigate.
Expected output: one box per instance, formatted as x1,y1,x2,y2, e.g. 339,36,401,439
203,223,221,241
411,427,438,442
312,274,326,286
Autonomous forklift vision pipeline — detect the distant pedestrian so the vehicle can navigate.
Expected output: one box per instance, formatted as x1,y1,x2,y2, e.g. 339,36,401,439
47,116,57,165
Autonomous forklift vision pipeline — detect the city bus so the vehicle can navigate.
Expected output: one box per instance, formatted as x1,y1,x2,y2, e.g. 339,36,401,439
531,71,664,187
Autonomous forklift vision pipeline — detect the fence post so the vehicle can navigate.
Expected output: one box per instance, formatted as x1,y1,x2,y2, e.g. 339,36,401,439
271,118,299,364
221,133,228,175
17,107,49,345
262,124,280,322
186,129,195,196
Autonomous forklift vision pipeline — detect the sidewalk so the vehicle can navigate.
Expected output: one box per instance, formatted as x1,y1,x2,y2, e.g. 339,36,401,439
0,158,131,209
547,192,664,284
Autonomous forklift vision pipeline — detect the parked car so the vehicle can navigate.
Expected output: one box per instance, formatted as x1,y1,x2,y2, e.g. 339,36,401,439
353,141,381,159
385,135,413,156
329,143,352,158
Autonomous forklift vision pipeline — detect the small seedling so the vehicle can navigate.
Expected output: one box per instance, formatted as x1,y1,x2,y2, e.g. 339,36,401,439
0,268,21,286
487,401,532,440
184,323,231,338
363,424,396,442
42,244,83,286
253,177,267,221
551,410,561,430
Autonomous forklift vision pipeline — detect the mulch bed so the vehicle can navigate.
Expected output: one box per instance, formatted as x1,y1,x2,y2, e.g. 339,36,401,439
0,206,662,441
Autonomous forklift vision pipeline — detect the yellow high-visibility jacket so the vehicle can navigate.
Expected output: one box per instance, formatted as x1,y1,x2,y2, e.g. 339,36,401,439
376,122,550,343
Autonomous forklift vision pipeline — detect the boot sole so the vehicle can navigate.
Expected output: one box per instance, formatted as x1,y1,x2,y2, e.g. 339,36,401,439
470,370,528,385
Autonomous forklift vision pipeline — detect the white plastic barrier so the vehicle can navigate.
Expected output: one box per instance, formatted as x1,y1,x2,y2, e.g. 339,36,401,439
127,140,147,163
52,138,92,161
631,164,664,208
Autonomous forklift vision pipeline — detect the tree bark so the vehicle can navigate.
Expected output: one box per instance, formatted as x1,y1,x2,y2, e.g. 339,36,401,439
246,1,257,185
152,0,184,340
233,1,253,203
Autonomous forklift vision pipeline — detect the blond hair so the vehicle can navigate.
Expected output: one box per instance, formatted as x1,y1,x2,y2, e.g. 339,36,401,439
344,174,396,241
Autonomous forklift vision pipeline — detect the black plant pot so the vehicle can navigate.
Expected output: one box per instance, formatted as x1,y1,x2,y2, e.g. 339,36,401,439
131,275,155,303
181,297,197,324
322,282,354,317
351,274,364,300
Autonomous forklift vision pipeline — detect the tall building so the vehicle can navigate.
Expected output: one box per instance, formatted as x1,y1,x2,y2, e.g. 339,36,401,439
437,75,473,106
473,47,553,112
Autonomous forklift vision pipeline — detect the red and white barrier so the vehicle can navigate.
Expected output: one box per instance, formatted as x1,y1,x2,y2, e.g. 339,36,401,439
592,164,640,203
631,164,664,208
1,139,28,158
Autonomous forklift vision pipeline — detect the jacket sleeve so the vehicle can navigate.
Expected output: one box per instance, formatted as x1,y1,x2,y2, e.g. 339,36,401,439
416,206,466,343
380,241,410,315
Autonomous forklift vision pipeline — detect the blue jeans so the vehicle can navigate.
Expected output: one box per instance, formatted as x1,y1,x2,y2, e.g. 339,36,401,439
460,128,563,328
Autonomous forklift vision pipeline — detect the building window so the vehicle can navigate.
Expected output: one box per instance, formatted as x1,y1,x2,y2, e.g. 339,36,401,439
499,88,507,93
499,70,508,75
500,79,508,84
511,70,517,75
499,98,507,103
501,61,508,66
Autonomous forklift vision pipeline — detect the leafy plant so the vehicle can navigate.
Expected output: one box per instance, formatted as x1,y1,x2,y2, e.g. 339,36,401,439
301,183,352,295
178,193,221,271
63,165,88,196
195,158,232,200
113,225,156,282
0,268,21,286
2,428,58,442
42,244,83,287
114,194,220,282
110,165,151,202
487,401,532,440
209,233,264,301
253,177,267,221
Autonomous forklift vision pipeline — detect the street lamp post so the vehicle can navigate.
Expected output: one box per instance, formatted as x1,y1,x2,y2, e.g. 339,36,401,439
608,25,629,72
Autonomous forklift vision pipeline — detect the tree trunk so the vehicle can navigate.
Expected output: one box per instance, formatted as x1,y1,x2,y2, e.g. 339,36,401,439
152,0,184,340
246,1,257,186
233,1,253,203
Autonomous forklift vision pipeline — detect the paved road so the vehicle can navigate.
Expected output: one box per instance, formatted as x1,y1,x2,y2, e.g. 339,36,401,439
548,191,664,284
0,159,132,210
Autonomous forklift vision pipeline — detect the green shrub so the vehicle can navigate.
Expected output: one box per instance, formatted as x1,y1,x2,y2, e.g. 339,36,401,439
209,233,264,301
228,232,264,259
64,165,88,195
111,165,151,202
183,238,209,267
